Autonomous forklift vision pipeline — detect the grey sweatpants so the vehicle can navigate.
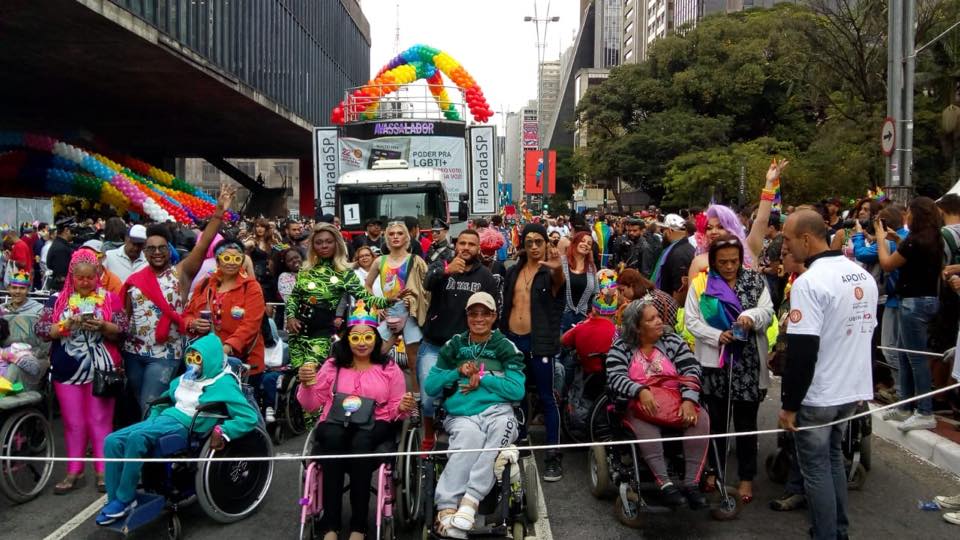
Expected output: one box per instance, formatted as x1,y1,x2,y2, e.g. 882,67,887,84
435,403,518,510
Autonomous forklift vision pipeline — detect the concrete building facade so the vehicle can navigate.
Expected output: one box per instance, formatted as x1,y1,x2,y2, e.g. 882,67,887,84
179,158,301,217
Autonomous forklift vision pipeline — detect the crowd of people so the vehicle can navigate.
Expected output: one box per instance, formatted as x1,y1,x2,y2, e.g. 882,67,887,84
2,158,960,538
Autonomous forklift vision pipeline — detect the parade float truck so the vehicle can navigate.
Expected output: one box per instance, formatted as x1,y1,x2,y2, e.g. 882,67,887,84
312,44,497,244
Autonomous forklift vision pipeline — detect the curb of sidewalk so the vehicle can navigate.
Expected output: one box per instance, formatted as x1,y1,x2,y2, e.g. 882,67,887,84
527,457,553,540
869,404,960,478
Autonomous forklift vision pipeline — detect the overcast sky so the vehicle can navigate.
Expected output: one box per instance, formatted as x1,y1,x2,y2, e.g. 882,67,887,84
359,0,581,130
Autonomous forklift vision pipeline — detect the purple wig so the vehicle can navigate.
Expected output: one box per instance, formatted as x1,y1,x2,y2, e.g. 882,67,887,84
705,204,753,266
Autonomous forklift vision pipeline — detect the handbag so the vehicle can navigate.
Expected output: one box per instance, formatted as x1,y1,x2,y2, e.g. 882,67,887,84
323,368,377,430
630,374,701,429
92,365,124,398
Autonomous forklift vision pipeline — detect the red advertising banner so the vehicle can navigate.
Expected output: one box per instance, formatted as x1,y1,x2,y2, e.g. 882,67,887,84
522,122,539,148
524,149,556,195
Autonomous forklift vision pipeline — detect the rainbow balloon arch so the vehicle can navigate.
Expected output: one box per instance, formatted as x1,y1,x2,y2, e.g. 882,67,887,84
331,44,493,125
0,132,236,225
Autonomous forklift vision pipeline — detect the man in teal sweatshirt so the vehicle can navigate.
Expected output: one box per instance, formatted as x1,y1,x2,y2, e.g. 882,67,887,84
96,333,259,525
424,292,525,539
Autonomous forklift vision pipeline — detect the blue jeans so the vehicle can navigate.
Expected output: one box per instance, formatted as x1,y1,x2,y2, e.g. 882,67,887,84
505,332,559,446
260,371,281,410
897,296,938,415
795,403,856,540
416,340,442,417
123,352,181,416
104,414,188,504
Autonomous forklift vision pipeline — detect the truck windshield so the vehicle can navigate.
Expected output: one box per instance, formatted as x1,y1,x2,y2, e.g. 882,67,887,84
339,189,445,229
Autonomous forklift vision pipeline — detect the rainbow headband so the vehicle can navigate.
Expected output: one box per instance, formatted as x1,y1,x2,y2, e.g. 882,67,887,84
348,300,379,328
8,271,30,288
593,294,619,316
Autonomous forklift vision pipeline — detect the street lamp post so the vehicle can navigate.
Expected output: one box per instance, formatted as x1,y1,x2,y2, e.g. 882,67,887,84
524,2,559,212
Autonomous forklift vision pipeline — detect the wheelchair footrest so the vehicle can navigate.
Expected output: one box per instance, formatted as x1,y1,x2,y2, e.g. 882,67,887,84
103,492,167,534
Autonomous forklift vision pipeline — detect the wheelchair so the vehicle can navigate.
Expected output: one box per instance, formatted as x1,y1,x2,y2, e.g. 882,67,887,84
586,393,742,527
765,401,872,490
102,397,275,539
559,354,607,444
298,416,422,540
0,387,54,503
419,405,539,540
271,367,307,444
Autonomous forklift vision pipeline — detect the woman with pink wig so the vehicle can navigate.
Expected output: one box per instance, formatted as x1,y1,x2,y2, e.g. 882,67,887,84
36,249,128,494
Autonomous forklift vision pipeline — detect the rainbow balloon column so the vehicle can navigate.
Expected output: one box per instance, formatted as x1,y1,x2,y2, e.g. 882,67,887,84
0,132,235,224
331,44,493,124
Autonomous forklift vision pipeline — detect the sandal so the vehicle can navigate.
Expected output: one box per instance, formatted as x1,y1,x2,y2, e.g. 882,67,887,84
54,474,85,495
436,509,467,539
451,496,479,531
738,480,754,504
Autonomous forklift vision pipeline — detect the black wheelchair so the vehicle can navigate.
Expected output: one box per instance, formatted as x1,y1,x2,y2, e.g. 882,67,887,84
765,401,872,490
586,393,742,527
269,366,307,444
103,385,275,538
419,404,540,540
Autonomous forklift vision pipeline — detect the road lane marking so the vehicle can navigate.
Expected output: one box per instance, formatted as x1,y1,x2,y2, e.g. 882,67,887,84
533,470,553,540
43,494,106,540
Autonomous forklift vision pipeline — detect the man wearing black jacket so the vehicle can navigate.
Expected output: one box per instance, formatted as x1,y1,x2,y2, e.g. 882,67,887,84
46,218,77,291
501,223,565,481
418,228,500,450
778,210,877,540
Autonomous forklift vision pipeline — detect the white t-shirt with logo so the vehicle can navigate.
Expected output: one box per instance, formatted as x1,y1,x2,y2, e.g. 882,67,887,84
787,254,878,407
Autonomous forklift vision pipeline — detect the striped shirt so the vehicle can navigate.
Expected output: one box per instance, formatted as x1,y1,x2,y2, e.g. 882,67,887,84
605,331,702,404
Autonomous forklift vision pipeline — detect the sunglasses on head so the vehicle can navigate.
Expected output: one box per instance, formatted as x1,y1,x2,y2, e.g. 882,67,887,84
218,252,244,264
714,238,742,248
348,332,377,345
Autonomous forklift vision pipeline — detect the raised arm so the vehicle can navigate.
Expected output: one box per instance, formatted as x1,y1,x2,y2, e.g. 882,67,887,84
179,184,236,282
746,159,788,266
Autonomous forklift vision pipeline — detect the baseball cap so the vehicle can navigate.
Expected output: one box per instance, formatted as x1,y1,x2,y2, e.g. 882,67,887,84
466,292,496,312
658,213,686,231
81,239,103,253
431,218,449,230
128,224,147,243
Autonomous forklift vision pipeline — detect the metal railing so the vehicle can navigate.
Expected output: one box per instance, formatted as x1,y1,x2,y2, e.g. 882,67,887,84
341,83,469,123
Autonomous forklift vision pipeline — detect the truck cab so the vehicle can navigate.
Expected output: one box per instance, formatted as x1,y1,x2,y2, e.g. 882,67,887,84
335,160,466,243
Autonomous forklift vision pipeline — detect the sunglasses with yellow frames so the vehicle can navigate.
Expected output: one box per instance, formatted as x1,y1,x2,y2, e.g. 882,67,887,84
348,332,377,345
217,253,244,265
185,350,203,365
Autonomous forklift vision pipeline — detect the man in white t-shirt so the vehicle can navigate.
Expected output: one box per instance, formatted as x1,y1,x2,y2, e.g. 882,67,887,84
778,209,877,540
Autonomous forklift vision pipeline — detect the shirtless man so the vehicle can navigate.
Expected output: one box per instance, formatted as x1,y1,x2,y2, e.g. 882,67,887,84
501,223,565,481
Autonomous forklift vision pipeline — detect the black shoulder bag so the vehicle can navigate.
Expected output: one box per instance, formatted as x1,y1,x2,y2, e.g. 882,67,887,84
323,367,377,430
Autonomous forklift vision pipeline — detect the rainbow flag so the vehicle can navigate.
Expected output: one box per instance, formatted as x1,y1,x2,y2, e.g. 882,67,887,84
594,221,612,267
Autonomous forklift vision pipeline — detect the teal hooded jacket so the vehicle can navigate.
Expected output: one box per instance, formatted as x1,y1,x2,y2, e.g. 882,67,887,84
149,334,259,441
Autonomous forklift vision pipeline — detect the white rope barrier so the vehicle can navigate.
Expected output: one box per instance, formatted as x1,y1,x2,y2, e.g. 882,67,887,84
2,380,957,465
877,345,947,358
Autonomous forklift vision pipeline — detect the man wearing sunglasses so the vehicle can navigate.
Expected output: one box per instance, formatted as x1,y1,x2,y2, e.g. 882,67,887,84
501,223,565,481
119,185,237,414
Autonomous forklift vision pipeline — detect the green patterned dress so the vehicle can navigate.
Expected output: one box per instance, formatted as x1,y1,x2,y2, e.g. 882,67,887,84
284,259,387,368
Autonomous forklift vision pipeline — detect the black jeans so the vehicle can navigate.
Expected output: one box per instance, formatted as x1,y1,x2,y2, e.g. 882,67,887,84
314,420,396,533
702,395,760,482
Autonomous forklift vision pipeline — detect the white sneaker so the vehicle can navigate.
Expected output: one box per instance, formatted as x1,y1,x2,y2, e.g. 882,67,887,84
265,407,276,424
882,409,911,422
897,413,937,432
944,511,960,526
935,494,960,510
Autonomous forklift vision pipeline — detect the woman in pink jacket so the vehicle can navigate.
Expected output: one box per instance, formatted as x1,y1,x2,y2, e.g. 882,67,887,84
297,301,414,540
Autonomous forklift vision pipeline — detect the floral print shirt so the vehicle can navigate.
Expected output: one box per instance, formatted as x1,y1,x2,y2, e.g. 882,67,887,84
123,266,185,359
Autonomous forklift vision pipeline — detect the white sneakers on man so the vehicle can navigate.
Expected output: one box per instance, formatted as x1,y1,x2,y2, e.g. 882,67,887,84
935,493,960,509
897,413,937,432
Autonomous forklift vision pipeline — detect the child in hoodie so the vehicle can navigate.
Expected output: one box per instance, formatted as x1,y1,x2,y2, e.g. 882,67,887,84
96,333,258,525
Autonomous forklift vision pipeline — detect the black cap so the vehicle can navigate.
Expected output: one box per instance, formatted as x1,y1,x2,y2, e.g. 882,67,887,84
318,214,336,224
365,218,384,227
54,216,77,229
431,219,449,230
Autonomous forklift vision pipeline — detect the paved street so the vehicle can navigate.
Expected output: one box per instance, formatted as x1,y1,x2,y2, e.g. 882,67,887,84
5,386,960,539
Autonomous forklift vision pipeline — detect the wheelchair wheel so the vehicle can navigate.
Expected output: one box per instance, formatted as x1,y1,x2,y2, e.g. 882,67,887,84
765,449,790,485
397,419,423,529
859,434,872,471
196,427,274,523
512,521,526,540
848,462,867,491
271,422,286,446
588,395,615,443
588,446,611,498
522,455,539,523
614,491,643,528
283,374,307,437
0,408,54,503
166,513,183,540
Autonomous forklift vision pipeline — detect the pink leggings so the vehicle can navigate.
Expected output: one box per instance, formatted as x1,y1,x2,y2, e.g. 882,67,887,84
54,382,115,475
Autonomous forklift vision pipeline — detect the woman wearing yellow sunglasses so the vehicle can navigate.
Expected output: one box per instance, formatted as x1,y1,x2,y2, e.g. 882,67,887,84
184,239,266,379
297,301,415,540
